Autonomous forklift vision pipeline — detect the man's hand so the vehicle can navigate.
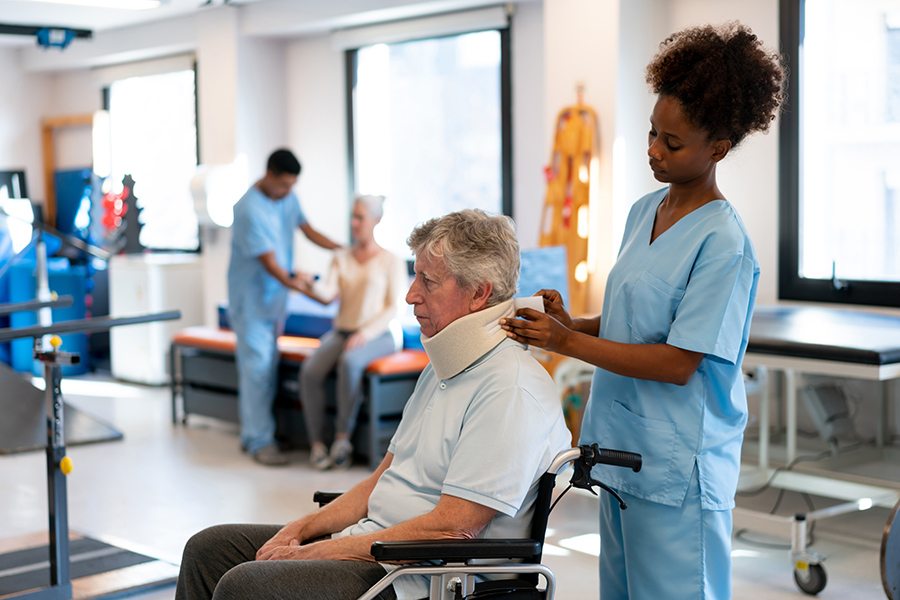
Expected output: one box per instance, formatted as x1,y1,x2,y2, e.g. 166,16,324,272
256,521,304,560
257,536,372,562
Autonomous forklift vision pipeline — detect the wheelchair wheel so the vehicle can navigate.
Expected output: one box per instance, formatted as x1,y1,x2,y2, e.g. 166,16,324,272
882,498,900,599
794,562,827,595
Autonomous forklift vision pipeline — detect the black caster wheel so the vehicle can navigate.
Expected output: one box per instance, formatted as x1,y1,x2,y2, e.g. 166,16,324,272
794,563,827,595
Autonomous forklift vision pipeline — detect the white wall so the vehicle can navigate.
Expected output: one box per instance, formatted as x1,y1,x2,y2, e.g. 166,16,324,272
664,0,781,305
510,1,545,251
0,48,51,202
49,69,102,171
542,0,620,313
284,34,350,277
615,0,669,259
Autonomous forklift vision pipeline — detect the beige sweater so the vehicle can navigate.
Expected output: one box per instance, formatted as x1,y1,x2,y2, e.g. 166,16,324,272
312,247,407,341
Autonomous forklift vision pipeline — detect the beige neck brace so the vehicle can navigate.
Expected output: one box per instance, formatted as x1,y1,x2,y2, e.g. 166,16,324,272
420,299,515,380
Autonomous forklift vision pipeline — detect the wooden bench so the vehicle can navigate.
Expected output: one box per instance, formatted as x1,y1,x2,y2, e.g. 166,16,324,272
169,326,429,469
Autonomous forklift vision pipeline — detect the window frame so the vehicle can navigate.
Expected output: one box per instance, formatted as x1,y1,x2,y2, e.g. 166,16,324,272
344,27,513,226
779,0,900,307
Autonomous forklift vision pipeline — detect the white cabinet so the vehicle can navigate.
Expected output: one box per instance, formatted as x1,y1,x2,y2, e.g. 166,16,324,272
110,254,204,384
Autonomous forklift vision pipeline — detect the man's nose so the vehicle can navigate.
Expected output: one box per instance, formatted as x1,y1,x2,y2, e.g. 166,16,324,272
405,285,419,305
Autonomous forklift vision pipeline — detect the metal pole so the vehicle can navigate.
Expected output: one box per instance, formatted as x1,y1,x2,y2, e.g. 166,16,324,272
44,360,71,590
35,239,53,352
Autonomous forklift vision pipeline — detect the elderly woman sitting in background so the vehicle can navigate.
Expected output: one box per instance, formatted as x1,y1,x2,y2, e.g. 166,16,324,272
299,194,407,470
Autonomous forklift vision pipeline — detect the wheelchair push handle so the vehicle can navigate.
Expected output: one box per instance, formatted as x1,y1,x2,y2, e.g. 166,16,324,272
589,444,642,473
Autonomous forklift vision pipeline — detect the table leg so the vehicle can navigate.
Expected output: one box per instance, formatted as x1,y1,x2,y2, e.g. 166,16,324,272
786,369,797,464
759,366,770,469
876,380,887,449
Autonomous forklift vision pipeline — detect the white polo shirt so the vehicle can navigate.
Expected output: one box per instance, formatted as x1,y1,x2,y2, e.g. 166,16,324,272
337,337,571,599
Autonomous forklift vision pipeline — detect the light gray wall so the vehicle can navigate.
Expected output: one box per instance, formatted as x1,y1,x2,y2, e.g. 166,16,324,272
510,0,546,251
285,34,351,277
0,48,50,201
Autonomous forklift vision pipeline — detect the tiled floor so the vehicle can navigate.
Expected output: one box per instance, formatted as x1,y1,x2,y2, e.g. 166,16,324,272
0,374,893,599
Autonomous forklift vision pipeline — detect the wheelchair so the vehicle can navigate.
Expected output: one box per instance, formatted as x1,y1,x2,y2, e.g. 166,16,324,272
315,443,642,600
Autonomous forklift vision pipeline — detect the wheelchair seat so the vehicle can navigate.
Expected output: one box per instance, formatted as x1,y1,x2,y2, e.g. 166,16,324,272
318,444,642,600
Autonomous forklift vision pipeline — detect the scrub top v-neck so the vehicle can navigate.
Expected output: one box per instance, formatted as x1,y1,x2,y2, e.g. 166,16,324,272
579,186,760,510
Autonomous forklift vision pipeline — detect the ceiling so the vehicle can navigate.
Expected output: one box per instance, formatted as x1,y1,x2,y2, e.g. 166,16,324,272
0,0,258,46
0,0,516,48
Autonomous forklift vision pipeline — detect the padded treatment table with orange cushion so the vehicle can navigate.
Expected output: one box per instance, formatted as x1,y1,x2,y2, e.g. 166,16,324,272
170,326,429,469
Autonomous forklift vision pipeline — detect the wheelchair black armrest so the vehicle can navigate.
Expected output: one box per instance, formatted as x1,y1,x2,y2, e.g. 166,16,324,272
370,539,542,562
313,490,345,507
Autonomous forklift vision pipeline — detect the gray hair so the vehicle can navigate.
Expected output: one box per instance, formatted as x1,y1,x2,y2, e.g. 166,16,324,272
407,209,520,306
356,194,385,220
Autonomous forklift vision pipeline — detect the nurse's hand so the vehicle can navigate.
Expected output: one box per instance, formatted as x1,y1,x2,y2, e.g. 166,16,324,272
500,309,570,353
289,273,314,293
294,271,316,286
534,289,574,329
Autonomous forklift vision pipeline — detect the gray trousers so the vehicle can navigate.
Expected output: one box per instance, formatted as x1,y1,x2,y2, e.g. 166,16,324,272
175,524,396,600
299,329,396,442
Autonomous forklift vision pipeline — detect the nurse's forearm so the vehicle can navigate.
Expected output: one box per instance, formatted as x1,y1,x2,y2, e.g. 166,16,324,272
559,334,703,385
258,251,294,288
571,316,601,337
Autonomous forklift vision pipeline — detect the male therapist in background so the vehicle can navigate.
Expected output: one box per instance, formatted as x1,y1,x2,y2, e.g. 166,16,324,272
228,148,341,466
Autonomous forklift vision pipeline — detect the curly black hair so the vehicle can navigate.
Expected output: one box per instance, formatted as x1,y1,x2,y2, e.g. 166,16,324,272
646,22,785,148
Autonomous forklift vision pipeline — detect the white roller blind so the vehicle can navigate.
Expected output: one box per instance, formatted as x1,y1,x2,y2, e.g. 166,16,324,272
331,6,508,50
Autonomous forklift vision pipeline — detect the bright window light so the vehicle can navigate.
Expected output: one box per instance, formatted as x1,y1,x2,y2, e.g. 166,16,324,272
108,69,198,250
0,198,35,254
353,30,503,257
799,1,900,282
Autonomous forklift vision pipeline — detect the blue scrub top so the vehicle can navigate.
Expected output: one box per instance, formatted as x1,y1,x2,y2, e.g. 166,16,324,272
580,187,759,510
227,186,307,321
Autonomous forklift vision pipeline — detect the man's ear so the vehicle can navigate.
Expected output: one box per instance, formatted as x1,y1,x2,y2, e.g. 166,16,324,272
710,139,732,163
469,281,493,312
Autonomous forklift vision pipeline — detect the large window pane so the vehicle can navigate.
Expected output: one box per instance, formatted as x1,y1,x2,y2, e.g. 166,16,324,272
108,69,198,251
799,1,900,283
352,30,504,256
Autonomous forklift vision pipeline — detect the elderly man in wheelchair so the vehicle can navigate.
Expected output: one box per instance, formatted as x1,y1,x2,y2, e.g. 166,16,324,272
175,209,640,600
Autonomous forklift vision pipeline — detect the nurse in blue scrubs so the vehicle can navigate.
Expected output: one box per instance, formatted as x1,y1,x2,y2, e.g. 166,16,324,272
502,23,785,600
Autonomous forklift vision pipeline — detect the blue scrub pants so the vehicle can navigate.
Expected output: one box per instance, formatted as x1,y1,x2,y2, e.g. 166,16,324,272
599,465,732,600
230,310,281,455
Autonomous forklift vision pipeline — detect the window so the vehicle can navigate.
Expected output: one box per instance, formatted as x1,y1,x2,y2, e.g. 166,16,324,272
780,0,900,306
346,28,511,257
106,68,199,251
